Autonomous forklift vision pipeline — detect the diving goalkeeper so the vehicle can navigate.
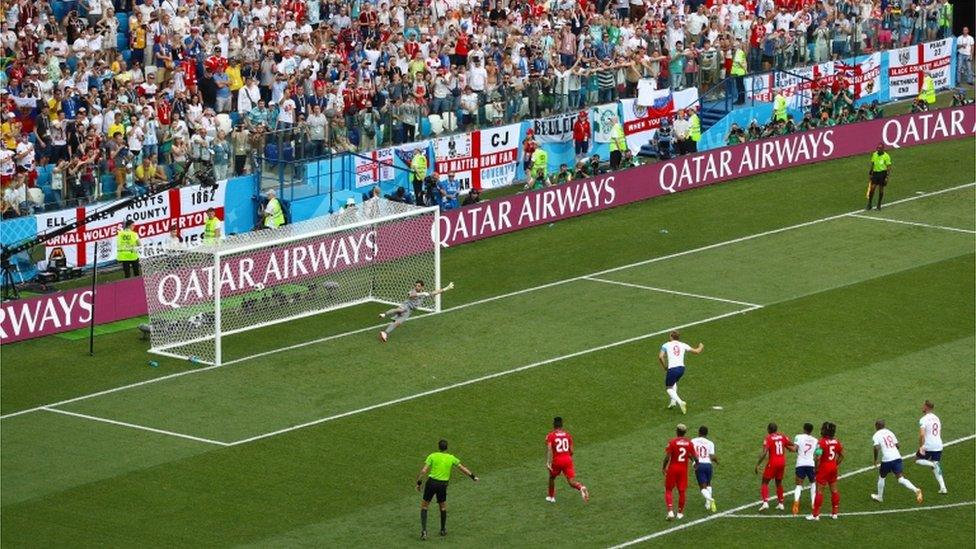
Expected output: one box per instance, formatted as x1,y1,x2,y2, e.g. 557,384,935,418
379,280,454,342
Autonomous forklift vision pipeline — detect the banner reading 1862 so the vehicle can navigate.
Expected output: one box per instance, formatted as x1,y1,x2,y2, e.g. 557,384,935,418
34,182,227,269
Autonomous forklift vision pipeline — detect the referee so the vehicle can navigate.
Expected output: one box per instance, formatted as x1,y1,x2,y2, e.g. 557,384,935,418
415,439,479,540
866,143,892,211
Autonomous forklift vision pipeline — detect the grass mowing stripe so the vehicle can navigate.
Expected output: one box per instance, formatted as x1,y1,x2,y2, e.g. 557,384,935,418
726,501,975,519
225,306,759,446
41,407,230,446
607,434,976,548
1,182,971,422
583,276,763,307
849,214,976,234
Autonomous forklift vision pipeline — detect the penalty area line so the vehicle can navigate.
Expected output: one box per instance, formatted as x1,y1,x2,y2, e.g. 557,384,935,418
726,501,975,519
41,407,230,446
607,434,976,548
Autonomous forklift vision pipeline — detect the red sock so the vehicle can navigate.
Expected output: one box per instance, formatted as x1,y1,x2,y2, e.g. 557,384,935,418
570,481,582,492
665,490,673,509
831,491,840,514
776,484,784,503
760,483,769,501
813,492,824,517
548,484,555,498
678,490,686,512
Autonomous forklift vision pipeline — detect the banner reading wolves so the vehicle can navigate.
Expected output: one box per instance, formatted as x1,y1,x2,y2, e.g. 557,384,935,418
887,38,954,100
34,182,227,269
432,123,520,190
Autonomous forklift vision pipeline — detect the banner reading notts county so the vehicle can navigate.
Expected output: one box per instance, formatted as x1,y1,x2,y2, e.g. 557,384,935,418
433,123,520,190
34,182,227,269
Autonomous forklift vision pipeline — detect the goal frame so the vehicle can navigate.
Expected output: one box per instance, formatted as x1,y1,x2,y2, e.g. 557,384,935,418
147,204,441,367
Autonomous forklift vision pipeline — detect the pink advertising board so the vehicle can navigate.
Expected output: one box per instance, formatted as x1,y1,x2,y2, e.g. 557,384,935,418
438,105,975,246
0,278,148,344
3,105,973,343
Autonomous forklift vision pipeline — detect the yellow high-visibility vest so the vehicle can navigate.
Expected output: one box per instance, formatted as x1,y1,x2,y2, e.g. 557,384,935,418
116,228,140,261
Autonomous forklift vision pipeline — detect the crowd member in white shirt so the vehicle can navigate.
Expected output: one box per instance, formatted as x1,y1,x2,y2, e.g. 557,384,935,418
791,422,818,515
870,419,923,504
915,400,947,493
957,27,974,85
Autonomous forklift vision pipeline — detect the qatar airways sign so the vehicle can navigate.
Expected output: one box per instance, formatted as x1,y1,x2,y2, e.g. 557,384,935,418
0,278,147,344
438,106,975,245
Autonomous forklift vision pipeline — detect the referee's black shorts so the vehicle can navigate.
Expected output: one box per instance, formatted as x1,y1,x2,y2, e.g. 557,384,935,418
870,170,889,186
423,479,449,503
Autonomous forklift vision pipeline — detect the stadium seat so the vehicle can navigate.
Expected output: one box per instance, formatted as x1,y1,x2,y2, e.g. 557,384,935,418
420,118,431,137
101,174,117,197
117,32,128,51
36,166,53,189
116,12,129,31
428,114,444,135
121,49,132,63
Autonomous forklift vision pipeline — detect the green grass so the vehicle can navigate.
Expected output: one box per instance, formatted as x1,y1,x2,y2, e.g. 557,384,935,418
1,137,974,547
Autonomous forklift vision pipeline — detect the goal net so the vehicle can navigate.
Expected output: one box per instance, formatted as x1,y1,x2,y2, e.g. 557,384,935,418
141,198,440,366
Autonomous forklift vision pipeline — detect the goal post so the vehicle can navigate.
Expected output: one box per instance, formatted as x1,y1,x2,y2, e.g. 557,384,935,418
141,198,441,366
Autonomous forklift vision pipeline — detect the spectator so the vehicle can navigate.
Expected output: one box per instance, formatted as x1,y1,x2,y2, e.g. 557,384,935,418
437,173,460,211
958,27,974,86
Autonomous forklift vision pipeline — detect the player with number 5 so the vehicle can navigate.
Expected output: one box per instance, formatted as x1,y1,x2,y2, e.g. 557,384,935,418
545,416,589,504
808,421,844,521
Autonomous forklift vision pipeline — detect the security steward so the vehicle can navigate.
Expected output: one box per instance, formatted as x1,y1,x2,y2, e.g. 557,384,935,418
116,219,141,278
866,143,892,211
203,207,222,243
263,189,285,229
415,439,479,541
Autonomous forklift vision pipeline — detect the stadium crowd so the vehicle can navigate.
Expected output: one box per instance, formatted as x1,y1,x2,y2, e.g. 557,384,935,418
0,0,964,217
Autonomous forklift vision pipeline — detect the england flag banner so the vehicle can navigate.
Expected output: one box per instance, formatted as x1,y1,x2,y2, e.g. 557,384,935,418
836,52,883,103
746,63,835,107
432,123,521,190
34,182,227,269
887,39,954,100
353,147,396,188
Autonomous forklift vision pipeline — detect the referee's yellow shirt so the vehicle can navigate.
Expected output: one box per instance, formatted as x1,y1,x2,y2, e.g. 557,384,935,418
425,452,460,481
871,151,892,172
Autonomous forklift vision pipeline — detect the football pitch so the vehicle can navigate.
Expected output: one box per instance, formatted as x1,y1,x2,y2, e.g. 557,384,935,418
2,138,974,547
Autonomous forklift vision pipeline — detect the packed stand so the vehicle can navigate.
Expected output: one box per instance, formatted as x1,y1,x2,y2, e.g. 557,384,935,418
0,0,959,216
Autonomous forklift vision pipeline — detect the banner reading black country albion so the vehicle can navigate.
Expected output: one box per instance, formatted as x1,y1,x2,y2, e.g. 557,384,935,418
887,38,954,100
438,105,975,246
34,182,227,269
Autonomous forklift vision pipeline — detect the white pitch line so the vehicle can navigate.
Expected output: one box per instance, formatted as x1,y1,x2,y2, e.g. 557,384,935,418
849,214,976,235
584,277,763,308
41,407,229,446
607,434,976,548
2,182,972,422
727,501,975,519
226,306,760,446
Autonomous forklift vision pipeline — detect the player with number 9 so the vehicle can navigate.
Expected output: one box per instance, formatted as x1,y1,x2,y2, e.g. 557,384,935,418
545,416,589,503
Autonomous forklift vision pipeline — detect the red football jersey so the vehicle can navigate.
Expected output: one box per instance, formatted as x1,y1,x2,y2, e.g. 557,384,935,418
547,429,574,458
818,438,843,465
764,433,791,464
666,437,695,472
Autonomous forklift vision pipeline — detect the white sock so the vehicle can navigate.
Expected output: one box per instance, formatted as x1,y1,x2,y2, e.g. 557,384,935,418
701,488,709,500
916,459,934,468
810,484,816,506
876,477,885,498
793,486,802,501
935,471,946,491
898,477,918,492
707,487,713,500
666,387,683,404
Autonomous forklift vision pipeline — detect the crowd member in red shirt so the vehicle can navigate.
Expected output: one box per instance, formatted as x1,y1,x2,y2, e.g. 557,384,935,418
663,423,698,520
573,111,591,157
545,416,589,503
755,422,796,512
808,421,844,521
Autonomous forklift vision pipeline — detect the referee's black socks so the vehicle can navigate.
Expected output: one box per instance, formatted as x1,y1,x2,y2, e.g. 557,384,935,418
421,509,428,531
440,510,447,532
876,189,884,209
